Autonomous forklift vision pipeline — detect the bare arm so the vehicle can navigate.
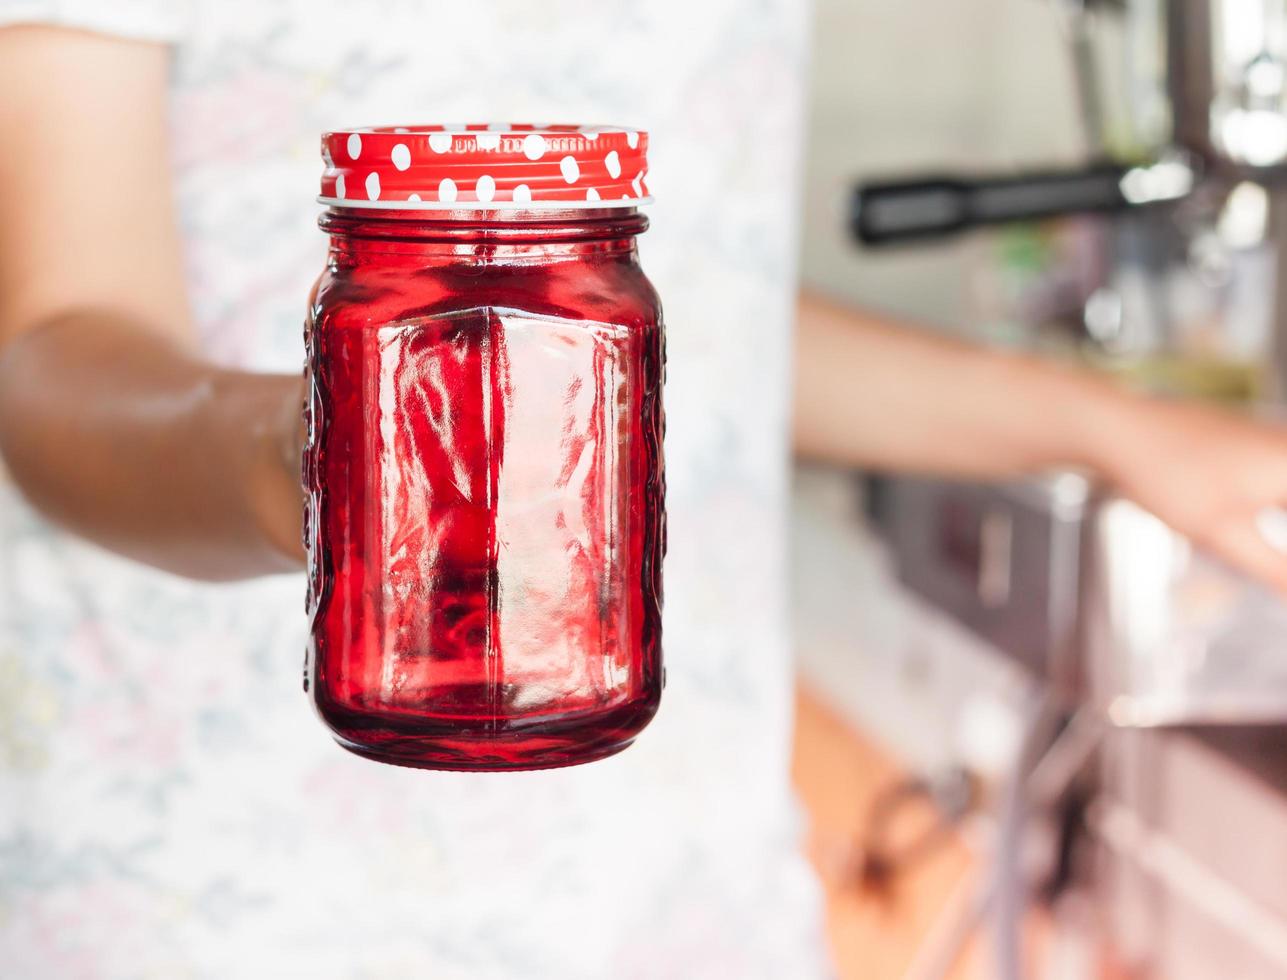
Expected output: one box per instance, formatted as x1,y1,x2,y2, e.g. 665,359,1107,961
793,291,1116,479
0,27,303,580
793,290,1287,592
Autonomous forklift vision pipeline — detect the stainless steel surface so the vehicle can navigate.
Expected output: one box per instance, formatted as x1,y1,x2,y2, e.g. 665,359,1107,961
1134,0,1287,390
1269,181,1287,397
1097,725,1287,978
1116,0,1287,169
1082,497,1287,725
875,474,1287,726
874,474,1089,683
1195,0,1287,168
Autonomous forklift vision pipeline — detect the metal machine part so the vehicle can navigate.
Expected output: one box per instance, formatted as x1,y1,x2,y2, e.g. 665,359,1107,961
872,472,1287,725
857,0,1287,726
852,0,1287,381
851,158,1196,246
1096,725,1287,979
852,0,1287,233
867,474,1089,686
1173,0,1287,169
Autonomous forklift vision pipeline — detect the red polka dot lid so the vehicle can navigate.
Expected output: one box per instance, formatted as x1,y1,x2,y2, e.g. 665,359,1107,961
319,123,651,209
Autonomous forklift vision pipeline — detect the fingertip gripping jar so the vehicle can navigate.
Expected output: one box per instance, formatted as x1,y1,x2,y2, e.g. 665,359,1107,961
303,124,664,772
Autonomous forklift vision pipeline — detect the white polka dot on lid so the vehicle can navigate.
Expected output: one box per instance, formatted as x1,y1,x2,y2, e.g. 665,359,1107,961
391,143,411,171
631,173,643,196
347,133,362,159
336,174,346,199
512,184,532,205
586,188,601,202
365,172,381,200
429,132,453,154
475,132,501,151
476,174,496,203
560,155,580,183
438,177,458,203
604,150,621,179
626,131,639,149
523,133,547,161
408,193,422,202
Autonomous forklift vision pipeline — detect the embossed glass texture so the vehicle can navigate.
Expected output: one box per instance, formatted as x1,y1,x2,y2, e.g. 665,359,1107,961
304,209,664,770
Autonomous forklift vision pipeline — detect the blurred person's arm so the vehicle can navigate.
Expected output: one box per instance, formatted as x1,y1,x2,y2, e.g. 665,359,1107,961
794,290,1287,593
0,27,303,580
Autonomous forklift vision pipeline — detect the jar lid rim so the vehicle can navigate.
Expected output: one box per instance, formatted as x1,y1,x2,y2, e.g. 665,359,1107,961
319,122,651,209
317,195,654,212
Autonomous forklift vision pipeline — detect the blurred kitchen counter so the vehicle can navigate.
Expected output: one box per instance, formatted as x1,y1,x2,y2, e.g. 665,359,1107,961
790,686,1125,979
791,684,994,980
788,464,1026,977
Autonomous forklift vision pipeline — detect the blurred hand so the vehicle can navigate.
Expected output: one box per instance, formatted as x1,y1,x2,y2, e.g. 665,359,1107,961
1103,395,1287,594
794,293,1287,598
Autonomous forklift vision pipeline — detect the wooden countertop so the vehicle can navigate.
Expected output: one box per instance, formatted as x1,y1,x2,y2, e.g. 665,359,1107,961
791,684,999,980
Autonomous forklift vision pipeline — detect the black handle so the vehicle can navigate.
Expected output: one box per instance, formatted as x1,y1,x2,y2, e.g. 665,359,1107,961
851,163,1136,246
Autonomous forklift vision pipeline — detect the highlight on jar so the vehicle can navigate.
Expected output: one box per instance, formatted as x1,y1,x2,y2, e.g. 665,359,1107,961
303,124,665,772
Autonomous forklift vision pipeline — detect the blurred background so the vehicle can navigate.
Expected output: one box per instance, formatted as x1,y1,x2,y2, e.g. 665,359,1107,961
789,0,1287,976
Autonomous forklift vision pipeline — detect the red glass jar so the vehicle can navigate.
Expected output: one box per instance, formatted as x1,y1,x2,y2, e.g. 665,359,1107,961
303,126,664,771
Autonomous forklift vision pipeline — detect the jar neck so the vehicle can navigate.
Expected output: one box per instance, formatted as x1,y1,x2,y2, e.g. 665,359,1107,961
320,206,648,266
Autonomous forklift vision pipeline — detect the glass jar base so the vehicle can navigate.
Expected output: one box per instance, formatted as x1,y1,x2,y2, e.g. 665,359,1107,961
314,686,660,773
331,732,636,772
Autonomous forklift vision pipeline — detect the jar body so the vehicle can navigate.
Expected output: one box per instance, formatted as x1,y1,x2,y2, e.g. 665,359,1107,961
304,211,664,771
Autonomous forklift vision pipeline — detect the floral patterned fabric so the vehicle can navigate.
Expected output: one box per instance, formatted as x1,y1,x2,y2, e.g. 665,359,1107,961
0,2,831,976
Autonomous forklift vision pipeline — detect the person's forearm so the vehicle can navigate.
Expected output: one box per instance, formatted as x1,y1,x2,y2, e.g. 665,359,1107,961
792,290,1126,479
0,311,303,580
